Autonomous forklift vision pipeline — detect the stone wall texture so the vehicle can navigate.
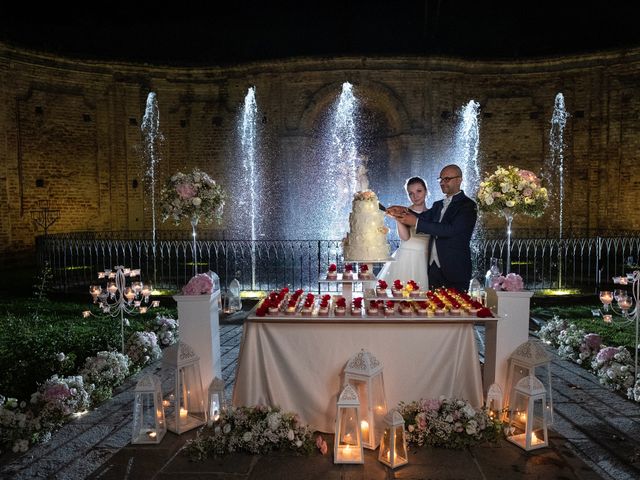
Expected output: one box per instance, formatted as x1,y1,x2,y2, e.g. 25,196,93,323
2,43,640,259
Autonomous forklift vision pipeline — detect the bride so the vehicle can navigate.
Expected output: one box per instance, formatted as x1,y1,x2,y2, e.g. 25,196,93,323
377,177,430,290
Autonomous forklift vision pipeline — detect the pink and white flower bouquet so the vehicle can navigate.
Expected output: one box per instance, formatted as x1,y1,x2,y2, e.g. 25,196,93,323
398,397,501,449
490,272,524,291
182,273,214,295
477,165,548,217
160,168,225,225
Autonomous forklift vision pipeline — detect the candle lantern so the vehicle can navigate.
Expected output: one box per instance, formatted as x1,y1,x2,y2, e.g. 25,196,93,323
505,340,554,424
131,374,166,444
378,409,408,469
486,383,504,420
162,342,206,434
343,349,387,449
334,384,364,464
506,375,549,451
207,376,226,426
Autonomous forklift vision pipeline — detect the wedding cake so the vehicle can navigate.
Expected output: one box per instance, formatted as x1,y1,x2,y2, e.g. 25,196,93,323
342,190,390,261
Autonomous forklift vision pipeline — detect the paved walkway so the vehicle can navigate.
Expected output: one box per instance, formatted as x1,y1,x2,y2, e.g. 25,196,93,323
2,318,640,479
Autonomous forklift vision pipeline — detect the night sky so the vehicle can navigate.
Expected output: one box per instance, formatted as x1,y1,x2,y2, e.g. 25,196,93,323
1,1,639,65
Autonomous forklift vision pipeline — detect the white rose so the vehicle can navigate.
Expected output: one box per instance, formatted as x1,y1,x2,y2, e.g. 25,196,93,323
287,429,295,441
242,431,253,442
192,197,202,206
223,423,231,434
295,439,303,448
505,200,515,207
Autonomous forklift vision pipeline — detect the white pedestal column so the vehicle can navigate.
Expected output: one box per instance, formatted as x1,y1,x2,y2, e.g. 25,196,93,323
485,289,534,393
173,291,222,390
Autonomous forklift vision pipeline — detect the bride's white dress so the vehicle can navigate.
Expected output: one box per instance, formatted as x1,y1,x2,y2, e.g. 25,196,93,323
377,226,430,290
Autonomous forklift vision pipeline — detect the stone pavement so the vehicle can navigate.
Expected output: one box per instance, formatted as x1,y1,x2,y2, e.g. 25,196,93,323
2,319,640,479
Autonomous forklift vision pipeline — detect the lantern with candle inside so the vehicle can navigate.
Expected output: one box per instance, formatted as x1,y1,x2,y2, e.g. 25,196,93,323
131,373,166,444
333,384,364,464
378,408,408,469
343,349,387,449
505,340,553,425
506,374,548,451
207,376,226,426
162,342,206,434
485,383,504,420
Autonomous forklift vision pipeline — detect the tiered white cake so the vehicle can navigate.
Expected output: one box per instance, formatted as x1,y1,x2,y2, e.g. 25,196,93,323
342,190,391,261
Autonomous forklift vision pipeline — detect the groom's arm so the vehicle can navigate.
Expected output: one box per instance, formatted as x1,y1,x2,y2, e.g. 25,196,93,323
415,202,476,238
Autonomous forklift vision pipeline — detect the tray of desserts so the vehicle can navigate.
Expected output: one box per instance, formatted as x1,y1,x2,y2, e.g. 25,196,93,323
321,263,376,282
251,287,492,319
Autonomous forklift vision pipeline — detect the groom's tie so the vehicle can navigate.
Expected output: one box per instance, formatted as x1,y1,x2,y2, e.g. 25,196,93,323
439,196,452,222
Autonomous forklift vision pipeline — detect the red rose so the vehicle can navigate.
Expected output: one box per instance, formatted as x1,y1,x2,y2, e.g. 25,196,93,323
360,264,369,272
345,263,354,272
328,264,337,272
378,280,388,289
393,280,403,289
353,297,363,308
386,301,394,309
477,307,493,318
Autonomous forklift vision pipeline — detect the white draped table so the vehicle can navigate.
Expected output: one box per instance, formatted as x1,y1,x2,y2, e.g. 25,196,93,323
232,312,498,432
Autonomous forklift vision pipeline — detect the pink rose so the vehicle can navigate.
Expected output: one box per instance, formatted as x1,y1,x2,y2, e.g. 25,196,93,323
320,440,328,455
176,183,197,200
517,170,541,186
182,273,214,295
502,273,524,291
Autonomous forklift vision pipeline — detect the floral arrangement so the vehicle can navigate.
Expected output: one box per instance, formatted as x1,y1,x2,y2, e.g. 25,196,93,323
490,273,524,292
185,405,314,459
80,351,130,405
539,316,568,348
0,396,38,454
152,315,179,347
160,168,225,226
126,331,162,371
182,273,214,295
591,346,634,392
30,375,91,429
477,166,548,217
398,397,502,449
539,316,640,402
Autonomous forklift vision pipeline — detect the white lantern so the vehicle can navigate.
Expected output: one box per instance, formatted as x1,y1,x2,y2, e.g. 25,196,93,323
505,340,554,424
506,375,549,451
486,383,504,420
334,384,364,464
343,349,387,449
162,342,206,434
207,376,226,426
378,409,408,469
131,374,166,444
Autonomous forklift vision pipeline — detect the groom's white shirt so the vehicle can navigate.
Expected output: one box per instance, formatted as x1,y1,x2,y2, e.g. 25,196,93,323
427,191,461,268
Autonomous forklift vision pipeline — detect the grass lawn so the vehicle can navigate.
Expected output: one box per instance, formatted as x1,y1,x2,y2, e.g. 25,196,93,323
531,298,636,350
0,296,177,402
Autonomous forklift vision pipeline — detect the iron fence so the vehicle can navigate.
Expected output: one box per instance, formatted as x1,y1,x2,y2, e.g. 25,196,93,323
36,231,640,294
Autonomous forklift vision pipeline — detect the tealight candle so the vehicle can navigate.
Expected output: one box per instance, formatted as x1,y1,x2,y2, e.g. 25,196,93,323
179,408,188,424
147,431,157,439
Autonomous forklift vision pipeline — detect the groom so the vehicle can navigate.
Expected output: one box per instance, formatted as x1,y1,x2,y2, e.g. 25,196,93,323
388,164,477,292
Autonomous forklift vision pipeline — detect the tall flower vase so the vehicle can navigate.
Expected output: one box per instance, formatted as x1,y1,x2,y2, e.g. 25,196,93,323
191,217,199,277
503,209,513,274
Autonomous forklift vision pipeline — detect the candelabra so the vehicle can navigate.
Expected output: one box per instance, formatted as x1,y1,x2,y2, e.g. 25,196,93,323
83,266,159,353
599,270,639,377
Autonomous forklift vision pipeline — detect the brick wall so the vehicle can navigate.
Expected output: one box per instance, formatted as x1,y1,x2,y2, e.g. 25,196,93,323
2,45,640,257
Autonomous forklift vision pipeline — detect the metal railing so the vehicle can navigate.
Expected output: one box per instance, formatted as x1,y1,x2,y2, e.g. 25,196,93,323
36,231,640,294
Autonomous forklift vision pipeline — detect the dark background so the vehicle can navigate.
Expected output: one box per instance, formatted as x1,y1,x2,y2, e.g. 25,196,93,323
1,1,640,65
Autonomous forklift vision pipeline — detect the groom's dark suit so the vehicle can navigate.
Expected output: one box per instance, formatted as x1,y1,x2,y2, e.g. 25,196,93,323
414,190,477,291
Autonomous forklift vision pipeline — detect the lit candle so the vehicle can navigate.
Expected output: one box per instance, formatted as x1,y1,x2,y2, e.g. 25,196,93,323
339,444,358,461
147,430,157,439
179,408,188,424
162,399,170,407
151,300,160,308
139,307,148,314
603,314,612,324
82,310,91,318
360,420,369,441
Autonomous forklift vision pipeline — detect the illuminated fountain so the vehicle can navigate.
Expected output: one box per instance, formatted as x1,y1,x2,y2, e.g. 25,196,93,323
455,100,482,277
547,93,569,288
239,86,260,289
141,92,163,283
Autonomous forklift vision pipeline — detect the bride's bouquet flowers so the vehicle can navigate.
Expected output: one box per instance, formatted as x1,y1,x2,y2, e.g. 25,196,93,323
160,168,225,225
477,166,548,217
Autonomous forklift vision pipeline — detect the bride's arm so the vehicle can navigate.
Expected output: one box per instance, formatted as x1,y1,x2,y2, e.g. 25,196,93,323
396,217,410,241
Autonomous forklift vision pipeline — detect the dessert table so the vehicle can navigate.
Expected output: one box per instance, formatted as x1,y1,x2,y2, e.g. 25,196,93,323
232,309,497,432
